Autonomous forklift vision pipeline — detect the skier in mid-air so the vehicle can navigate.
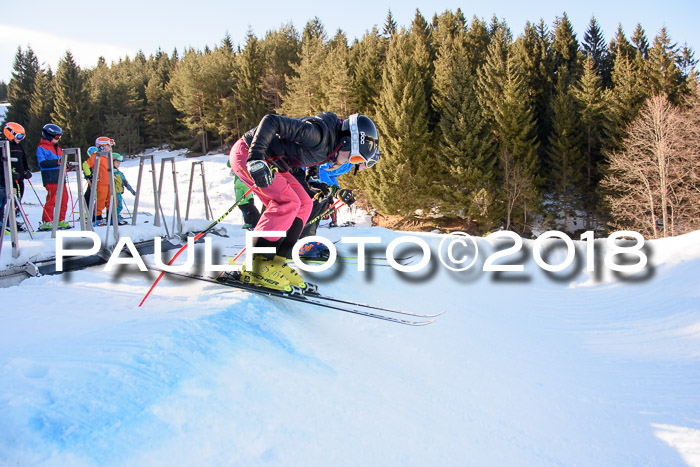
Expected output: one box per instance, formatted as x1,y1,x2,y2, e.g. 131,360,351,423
229,112,380,292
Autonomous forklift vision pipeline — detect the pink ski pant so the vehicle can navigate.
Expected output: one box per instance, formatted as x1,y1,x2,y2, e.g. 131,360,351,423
230,138,312,241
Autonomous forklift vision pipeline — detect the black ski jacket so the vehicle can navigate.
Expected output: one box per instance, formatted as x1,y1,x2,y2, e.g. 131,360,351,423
0,139,30,189
242,113,343,172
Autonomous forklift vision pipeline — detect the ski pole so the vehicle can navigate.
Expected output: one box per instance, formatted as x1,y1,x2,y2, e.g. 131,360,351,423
26,179,44,208
14,193,34,233
65,171,75,227
139,184,257,307
307,198,345,227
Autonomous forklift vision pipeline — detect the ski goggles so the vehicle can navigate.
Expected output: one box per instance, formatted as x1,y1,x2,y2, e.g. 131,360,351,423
349,149,380,167
95,136,114,147
13,132,25,141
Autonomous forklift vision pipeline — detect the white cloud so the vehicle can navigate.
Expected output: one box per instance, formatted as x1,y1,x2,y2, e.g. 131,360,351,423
0,25,134,81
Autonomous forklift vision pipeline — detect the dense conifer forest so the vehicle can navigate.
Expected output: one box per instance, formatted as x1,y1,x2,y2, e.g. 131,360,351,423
2,10,698,237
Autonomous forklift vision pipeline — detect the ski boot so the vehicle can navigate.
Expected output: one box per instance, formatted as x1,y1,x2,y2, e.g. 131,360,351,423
57,220,71,230
239,254,293,292
38,221,53,231
270,255,315,293
109,217,128,226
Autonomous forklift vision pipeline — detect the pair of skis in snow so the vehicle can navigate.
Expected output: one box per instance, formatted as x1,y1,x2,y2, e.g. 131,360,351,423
151,256,443,326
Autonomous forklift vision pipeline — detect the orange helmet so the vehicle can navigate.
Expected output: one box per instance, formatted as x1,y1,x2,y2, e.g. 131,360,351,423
4,122,26,142
95,136,114,149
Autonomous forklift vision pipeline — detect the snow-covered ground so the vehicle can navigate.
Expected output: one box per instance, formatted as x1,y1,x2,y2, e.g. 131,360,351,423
1,151,700,466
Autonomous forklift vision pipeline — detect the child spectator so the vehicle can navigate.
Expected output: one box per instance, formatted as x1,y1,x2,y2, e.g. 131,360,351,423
36,124,70,230
112,153,135,224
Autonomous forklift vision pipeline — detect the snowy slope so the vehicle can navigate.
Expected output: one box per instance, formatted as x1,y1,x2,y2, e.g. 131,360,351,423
1,152,699,466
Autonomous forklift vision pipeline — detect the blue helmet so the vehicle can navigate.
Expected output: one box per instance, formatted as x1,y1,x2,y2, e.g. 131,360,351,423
42,123,63,140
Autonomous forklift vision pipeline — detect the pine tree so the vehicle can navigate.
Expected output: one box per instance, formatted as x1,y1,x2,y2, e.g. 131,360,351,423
351,27,385,115
611,24,635,59
513,20,554,166
608,49,646,149
493,58,540,232
145,52,183,147
383,10,397,38
52,51,94,150
320,31,356,116
582,17,611,86
302,17,327,43
234,29,267,135
476,25,512,127
201,46,236,149
260,23,301,112
464,16,491,74
6,46,39,128
551,13,582,88
89,57,116,134
607,24,635,77
26,68,54,169
573,56,610,229
648,27,684,103
678,44,699,93
281,19,328,116
547,79,584,231
631,24,649,58
370,29,432,216
118,52,149,153
168,49,210,153
432,33,496,227
0,81,7,102
221,32,234,53
432,9,467,48
410,9,436,130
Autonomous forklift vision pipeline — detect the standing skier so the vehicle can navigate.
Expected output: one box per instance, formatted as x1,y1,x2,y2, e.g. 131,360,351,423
234,173,261,229
83,137,114,225
230,112,379,291
1,122,32,231
82,146,97,213
112,153,135,224
36,123,70,231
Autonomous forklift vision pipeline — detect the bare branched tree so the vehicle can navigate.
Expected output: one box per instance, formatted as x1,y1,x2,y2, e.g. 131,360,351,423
603,94,700,238
500,151,537,233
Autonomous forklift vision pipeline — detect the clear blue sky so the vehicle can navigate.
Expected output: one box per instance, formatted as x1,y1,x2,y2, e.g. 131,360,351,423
1,0,698,83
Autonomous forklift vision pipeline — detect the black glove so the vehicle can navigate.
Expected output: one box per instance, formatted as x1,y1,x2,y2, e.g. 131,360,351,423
306,177,330,199
336,188,355,205
24,170,32,179
247,160,275,188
